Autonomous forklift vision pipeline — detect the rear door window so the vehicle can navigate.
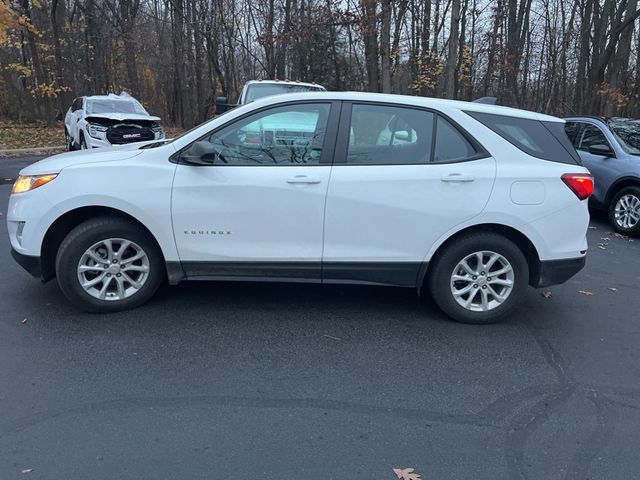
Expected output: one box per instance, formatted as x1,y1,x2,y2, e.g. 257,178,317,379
346,104,434,165
345,104,484,165
465,111,580,164
71,98,82,112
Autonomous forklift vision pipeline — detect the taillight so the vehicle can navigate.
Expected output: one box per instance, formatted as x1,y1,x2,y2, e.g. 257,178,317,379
561,173,594,200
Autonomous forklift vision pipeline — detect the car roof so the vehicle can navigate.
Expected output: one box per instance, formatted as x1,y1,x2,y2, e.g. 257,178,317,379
249,91,562,122
84,93,140,101
564,115,607,123
245,80,325,89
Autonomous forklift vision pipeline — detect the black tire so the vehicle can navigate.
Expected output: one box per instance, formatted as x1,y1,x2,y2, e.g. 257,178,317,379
427,232,529,324
79,133,87,150
608,186,640,237
55,217,164,313
64,128,74,151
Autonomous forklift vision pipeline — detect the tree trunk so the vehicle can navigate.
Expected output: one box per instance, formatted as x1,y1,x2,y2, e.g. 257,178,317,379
380,0,391,92
444,0,461,99
362,0,380,92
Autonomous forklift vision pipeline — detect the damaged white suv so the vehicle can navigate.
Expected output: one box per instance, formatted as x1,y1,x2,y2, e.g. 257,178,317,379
63,93,164,150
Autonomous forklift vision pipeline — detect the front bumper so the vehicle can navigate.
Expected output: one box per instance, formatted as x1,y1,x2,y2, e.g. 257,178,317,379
533,257,586,288
11,247,42,278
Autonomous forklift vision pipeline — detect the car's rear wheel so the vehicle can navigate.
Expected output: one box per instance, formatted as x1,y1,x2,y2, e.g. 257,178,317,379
609,186,640,237
55,217,164,312
427,232,529,324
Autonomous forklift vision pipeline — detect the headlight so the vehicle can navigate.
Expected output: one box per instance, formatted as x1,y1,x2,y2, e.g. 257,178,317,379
89,123,108,138
12,174,58,194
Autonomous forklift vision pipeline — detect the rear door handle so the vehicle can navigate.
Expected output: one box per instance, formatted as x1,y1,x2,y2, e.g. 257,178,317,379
441,174,475,183
287,175,321,184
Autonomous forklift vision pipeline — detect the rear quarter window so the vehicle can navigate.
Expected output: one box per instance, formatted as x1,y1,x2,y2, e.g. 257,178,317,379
465,111,580,165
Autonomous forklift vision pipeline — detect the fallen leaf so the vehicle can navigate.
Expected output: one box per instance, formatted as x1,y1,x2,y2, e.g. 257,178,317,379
613,233,629,239
541,291,552,298
588,226,597,230
597,245,607,250
578,290,594,296
393,468,422,480
600,237,611,241
21,318,27,324
21,468,33,474
608,287,618,292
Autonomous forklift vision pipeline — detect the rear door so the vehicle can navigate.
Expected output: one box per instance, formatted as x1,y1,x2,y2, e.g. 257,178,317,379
322,102,496,286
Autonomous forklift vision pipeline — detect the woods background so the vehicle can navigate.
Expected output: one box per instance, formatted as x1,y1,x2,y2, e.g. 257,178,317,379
1,0,640,128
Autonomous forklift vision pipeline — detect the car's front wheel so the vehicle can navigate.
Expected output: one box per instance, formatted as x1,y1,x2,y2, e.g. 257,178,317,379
64,128,74,151
609,186,640,237
55,217,164,312
427,232,529,324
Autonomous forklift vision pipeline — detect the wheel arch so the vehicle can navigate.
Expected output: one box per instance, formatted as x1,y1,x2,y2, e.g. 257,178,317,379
419,223,541,288
605,176,640,206
40,205,168,282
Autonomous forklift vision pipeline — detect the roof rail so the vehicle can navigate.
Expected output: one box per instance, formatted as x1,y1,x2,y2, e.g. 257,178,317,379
472,96,497,105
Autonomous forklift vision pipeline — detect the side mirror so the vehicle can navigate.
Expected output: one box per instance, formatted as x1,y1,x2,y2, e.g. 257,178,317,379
181,141,217,165
588,144,614,157
215,96,236,115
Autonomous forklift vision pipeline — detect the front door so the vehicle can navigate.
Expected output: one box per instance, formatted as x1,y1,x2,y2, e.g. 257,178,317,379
322,102,496,286
171,101,338,281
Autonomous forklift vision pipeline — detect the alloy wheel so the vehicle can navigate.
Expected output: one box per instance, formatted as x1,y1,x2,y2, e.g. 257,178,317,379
450,250,515,312
614,194,640,230
77,238,150,301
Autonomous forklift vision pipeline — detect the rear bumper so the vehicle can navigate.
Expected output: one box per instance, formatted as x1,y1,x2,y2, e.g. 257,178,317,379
11,248,42,278
533,257,586,288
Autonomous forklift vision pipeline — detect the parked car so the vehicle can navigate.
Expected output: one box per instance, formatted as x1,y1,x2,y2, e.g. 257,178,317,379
64,93,165,150
9,92,592,324
564,117,640,236
215,80,326,114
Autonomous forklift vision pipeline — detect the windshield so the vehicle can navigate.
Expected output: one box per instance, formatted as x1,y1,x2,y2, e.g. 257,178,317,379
86,99,148,115
244,83,325,103
609,118,640,155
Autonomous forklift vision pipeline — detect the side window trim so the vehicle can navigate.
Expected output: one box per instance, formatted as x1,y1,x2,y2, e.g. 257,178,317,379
171,100,341,166
333,101,490,166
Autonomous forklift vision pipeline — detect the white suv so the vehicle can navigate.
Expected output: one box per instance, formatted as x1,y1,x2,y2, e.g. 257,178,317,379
8,92,593,324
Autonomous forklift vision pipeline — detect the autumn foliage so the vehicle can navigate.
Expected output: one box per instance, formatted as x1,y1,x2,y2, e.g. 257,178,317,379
1,0,640,127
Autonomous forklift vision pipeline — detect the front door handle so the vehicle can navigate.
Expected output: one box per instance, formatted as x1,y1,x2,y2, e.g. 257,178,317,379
441,173,475,183
287,175,321,184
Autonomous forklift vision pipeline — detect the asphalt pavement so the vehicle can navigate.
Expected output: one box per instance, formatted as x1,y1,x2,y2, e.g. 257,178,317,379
1,156,639,480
